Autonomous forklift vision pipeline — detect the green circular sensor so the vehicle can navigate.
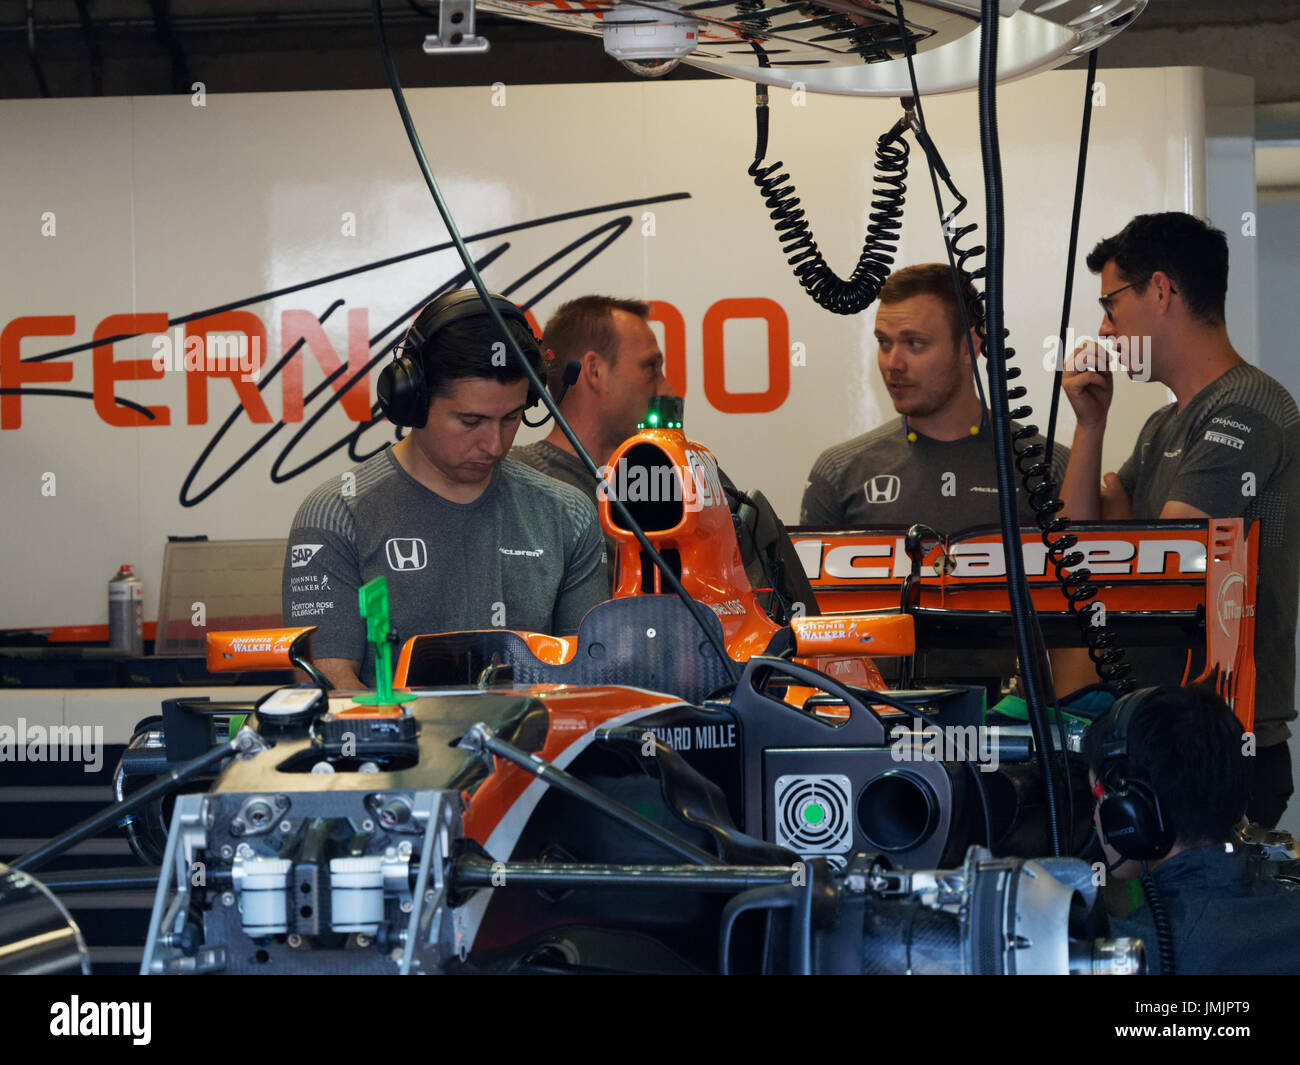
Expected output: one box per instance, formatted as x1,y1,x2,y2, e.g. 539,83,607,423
803,802,825,826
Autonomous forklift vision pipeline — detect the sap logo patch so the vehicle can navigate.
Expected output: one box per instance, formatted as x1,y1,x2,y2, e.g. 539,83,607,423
385,538,428,571
290,544,323,568
863,474,901,504
1205,430,1244,451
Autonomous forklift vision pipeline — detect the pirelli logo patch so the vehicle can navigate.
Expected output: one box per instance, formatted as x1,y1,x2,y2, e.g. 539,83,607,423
1204,430,1245,450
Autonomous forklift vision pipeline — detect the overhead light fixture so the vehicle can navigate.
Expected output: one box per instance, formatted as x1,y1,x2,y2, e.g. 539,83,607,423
601,2,700,78
476,0,1147,96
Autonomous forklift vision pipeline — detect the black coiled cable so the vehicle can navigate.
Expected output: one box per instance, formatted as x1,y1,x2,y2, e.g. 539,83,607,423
1141,867,1177,974
748,81,910,315
927,134,1133,691
891,0,1064,854
984,62,1136,694
893,15,1136,696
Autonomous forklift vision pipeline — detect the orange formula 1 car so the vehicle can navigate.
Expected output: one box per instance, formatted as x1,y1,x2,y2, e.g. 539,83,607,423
115,618,1132,975
28,413,1256,975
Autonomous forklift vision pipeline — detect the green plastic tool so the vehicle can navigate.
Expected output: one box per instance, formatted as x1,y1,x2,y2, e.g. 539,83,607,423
351,576,416,706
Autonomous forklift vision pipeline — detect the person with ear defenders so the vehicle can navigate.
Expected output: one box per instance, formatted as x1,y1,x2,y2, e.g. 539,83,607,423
513,296,676,499
513,295,808,614
511,295,674,586
281,290,608,690
1086,684,1300,975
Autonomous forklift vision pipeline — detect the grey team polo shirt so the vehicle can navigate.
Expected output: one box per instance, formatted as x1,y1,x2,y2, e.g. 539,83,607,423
512,438,747,589
1117,363,1300,745
283,450,607,686
800,418,1069,531
511,440,597,502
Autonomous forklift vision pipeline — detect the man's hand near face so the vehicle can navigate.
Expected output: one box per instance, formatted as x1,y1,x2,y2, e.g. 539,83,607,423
1062,340,1116,428
1060,340,1125,521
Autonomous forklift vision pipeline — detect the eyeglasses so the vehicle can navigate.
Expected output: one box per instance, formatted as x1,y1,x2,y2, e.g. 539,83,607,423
1098,275,1178,324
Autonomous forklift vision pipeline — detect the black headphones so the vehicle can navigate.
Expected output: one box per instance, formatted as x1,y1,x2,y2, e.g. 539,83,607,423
377,290,542,428
1092,687,1177,862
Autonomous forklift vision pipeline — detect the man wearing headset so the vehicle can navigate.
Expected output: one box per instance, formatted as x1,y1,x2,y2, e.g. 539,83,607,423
800,263,1069,529
1060,213,1300,828
512,295,674,502
1086,685,1300,975
281,290,608,690
513,295,769,595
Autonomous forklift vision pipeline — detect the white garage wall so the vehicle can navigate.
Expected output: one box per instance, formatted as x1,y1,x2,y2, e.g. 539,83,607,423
0,68,1254,628
1257,192,1300,835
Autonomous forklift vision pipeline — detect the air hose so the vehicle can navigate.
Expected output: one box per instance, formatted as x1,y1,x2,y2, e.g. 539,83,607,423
896,17,1135,697
748,43,909,315
371,0,738,681
1141,867,1177,974
891,0,1151,848
883,0,1062,854
964,0,1063,855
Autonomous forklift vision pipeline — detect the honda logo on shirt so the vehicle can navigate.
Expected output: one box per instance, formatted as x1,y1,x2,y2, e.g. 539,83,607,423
864,475,901,504
385,538,428,571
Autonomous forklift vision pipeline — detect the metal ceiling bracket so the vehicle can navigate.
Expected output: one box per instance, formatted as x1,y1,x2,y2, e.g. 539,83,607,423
422,0,491,55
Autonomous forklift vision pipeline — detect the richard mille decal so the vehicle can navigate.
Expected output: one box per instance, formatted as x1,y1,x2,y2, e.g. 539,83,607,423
643,724,737,751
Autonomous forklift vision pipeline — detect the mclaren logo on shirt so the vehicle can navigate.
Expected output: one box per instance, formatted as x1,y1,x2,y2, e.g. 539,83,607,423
863,475,901,505
385,538,428,571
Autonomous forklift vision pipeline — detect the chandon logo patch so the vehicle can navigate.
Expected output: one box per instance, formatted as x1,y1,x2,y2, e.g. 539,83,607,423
1211,416,1252,434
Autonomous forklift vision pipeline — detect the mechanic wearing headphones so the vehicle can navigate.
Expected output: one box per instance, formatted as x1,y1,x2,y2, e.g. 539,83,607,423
1086,685,1300,975
513,295,764,588
282,290,607,690
799,263,1069,528
513,295,809,615
1060,213,1300,828
512,295,674,502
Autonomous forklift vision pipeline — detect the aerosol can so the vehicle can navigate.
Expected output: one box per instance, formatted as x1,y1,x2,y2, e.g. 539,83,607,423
108,564,144,657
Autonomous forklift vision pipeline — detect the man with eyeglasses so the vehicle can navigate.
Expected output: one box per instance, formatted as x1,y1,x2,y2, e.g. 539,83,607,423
1059,212,1300,829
